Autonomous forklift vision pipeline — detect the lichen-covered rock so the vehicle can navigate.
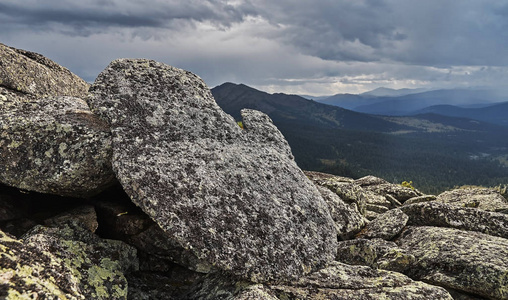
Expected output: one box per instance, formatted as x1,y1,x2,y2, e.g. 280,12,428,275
44,205,99,233
310,177,368,215
0,223,138,299
336,239,416,274
403,194,436,205
187,261,453,299
315,185,367,239
0,95,115,197
88,59,337,283
395,226,508,299
361,183,422,203
355,175,390,187
357,208,409,240
400,202,508,239
94,194,213,273
0,43,89,99
269,261,452,300
186,262,453,300
308,172,417,220
435,187,508,212
304,170,354,182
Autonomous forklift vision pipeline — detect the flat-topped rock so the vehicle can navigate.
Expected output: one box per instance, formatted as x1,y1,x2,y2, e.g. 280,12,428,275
435,187,508,212
395,226,508,299
0,43,89,99
88,59,337,283
187,261,453,300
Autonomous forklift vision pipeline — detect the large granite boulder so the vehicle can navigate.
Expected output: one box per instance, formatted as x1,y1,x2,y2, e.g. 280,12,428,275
435,187,508,212
0,96,115,197
186,261,453,299
395,226,508,299
0,223,138,299
0,43,88,99
87,59,337,283
93,190,213,273
0,44,115,197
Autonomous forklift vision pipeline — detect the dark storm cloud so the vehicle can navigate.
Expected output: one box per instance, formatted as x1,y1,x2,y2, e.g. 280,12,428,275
2,0,508,94
242,0,508,66
0,0,256,35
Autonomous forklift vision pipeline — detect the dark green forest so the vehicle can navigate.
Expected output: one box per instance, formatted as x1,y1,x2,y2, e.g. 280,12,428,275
213,83,508,194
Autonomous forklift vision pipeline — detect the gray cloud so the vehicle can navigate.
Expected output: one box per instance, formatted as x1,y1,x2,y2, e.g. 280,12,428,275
0,0,256,36
1,0,508,94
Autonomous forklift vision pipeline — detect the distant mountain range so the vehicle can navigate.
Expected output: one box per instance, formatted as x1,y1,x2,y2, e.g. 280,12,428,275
410,102,508,127
313,88,508,127
212,83,508,193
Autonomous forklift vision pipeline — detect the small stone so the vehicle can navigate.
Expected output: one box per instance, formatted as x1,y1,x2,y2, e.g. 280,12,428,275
357,208,409,240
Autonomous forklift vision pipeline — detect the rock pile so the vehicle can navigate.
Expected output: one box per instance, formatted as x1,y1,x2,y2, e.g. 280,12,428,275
1,43,508,299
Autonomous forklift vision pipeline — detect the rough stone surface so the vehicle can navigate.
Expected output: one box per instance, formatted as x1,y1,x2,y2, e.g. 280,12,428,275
310,178,368,215
270,261,452,300
395,226,508,299
304,170,354,182
88,59,337,283
0,223,138,299
188,262,453,299
400,201,508,239
362,183,422,203
127,267,204,300
315,185,367,239
435,187,508,212
44,205,99,233
0,94,115,197
336,239,416,274
0,43,89,99
355,175,390,187
93,192,212,273
357,208,409,240
403,195,437,205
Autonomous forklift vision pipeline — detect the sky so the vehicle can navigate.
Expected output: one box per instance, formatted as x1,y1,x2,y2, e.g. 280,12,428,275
1,0,508,95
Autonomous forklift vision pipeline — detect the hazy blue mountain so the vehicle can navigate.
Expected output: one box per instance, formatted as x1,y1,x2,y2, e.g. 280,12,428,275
361,87,429,97
212,83,508,193
315,93,381,110
298,94,332,101
410,102,508,127
354,89,506,115
315,87,429,110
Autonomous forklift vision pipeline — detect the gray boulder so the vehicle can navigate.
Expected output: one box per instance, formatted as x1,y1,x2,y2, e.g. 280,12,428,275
187,261,453,300
87,59,337,283
396,226,508,299
0,43,89,99
435,187,508,212
0,223,138,299
336,239,416,274
307,175,368,216
93,195,213,273
0,43,115,197
0,96,115,197
315,185,367,239
357,208,409,240
400,201,508,239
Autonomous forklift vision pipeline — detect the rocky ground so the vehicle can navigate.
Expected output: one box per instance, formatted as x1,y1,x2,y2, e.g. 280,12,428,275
1,42,508,299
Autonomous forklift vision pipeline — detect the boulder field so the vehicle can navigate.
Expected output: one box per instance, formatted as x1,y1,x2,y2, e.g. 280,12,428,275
1,43,508,299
